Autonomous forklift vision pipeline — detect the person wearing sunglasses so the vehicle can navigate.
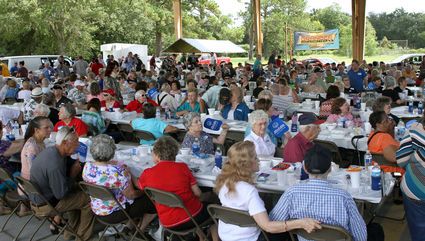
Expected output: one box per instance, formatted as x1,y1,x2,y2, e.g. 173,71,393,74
125,90,158,113
100,89,120,111
29,126,95,240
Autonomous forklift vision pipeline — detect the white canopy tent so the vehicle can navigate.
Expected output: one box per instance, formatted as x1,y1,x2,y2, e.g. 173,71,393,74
163,38,246,54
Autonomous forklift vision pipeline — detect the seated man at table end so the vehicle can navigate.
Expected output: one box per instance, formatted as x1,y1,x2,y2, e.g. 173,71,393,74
283,112,321,163
270,144,368,241
29,126,95,241
131,102,178,145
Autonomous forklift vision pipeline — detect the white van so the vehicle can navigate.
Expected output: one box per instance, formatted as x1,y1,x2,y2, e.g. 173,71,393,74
0,55,73,73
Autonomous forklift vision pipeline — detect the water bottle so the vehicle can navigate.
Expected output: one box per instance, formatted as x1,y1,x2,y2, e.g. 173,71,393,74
408,99,414,114
291,112,298,132
12,121,20,138
371,164,382,191
164,104,170,120
419,101,423,115
192,138,200,155
337,117,346,128
155,108,161,119
214,147,223,169
396,120,406,141
354,95,361,109
364,150,372,170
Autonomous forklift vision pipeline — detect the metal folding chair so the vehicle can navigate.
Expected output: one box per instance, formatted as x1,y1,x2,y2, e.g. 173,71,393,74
134,130,156,143
79,181,149,241
15,176,82,241
207,204,269,241
144,187,212,241
0,168,34,241
117,123,138,143
289,223,353,241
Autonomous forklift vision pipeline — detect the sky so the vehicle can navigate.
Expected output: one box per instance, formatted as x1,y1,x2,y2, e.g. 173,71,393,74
215,0,425,26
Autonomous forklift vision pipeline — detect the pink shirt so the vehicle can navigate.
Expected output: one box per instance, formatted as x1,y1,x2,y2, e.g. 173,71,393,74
20,137,45,180
326,113,353,123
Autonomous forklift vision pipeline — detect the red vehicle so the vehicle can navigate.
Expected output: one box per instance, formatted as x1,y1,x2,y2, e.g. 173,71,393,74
198,54,231,65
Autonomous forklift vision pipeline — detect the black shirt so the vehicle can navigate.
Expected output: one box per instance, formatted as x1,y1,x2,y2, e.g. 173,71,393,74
394,86,413,96
382,89,400,103
344,87,357,94
48,107,60,125
55,96,73,108
253,87,264,99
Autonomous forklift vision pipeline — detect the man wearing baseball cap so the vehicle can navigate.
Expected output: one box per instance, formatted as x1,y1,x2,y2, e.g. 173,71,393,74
52,85,73,108
270,144,367,241
67,79,87,106
283,112,321,163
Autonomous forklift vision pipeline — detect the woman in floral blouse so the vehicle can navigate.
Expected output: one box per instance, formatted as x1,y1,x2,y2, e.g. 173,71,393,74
82,134,156,229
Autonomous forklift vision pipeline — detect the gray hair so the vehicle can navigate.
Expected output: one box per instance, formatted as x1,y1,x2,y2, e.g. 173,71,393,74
372,96,392,112
34,104,50,117
258,89,273,101
55,126,76,144
90,134,116,162
152,136,180,161
299,124,317,133
182,112,200,129
248,110,269,126
135,90,146,99
384,76,396,88
270,84,280,95
61,103,76,118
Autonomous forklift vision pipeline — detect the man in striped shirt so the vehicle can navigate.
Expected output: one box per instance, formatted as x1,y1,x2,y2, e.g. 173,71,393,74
396,121,425,241
270,144,367,241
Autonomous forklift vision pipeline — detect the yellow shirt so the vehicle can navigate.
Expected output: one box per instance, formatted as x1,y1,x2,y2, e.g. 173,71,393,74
0,63,10,77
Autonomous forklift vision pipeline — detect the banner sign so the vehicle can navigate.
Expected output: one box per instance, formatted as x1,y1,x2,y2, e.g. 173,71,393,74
294,29,339,51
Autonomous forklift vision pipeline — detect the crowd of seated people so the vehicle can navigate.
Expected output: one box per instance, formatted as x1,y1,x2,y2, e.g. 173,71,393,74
0,52,425,240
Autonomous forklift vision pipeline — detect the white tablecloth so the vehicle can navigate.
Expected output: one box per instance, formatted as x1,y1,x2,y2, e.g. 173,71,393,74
391,106,422,118
106,145,394,204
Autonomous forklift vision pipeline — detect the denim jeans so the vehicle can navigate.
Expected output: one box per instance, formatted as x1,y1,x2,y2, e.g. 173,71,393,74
403,194,425,241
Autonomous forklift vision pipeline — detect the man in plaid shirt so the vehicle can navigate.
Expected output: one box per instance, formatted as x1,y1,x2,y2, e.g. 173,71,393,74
269,144,367,241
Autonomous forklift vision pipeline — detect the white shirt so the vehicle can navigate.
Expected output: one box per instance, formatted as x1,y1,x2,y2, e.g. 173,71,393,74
218,181,266,241
18,90,32,101
227,109,235,120
244,131,276,157
156,92,178,112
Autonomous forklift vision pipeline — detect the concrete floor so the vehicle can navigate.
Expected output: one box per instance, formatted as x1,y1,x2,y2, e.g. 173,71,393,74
0,195,410,241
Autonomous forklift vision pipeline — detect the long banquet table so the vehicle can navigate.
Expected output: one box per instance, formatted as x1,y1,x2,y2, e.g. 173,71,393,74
103,144,394,204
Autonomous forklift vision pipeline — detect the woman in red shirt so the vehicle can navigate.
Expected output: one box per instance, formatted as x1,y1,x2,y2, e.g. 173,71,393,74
138,136,219,241
100,89,120,111
53,103,88,137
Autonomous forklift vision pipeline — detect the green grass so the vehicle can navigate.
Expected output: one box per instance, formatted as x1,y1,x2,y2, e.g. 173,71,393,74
231,53,401,65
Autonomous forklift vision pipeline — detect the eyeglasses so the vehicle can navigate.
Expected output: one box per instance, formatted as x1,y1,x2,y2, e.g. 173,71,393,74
62,126,75,141
140,94,146,97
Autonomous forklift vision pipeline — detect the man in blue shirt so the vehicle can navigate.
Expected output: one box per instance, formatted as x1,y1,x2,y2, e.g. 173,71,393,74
9,62,18,76
270,144,367,241
348,59,367,92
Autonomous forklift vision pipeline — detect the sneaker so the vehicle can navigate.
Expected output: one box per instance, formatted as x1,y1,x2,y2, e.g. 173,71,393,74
148,225,163,241
0,205,12,215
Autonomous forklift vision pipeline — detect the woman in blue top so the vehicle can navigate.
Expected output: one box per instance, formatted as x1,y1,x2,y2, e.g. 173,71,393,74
176,88,204,116
131,103,178,145
221,87,250,121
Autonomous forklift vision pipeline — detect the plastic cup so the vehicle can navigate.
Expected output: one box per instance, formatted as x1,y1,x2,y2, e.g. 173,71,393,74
101,107,106,112
276,170,288,186
180,148,190,155
259,160,271,170
21,124,28,136
348,170,361,188
361,103,367,111
208,108,215,115
364,122,372,135
314,100,320,109
306,99,312,104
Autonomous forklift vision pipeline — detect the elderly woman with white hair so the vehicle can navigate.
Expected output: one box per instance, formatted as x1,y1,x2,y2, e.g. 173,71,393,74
382,76,404,105
82,134,156,231
244,110,276,157
33,103,51,118
181,112,229,155
53,103,88,137
125,89,158,113
156,83,178,112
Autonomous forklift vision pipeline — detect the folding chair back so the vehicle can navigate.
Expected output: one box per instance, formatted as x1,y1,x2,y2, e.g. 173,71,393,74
290,224,352,241
79,182,116,202
14,176,56,214
144,187,210,240
371,153,396,167
79,181,149,241
144,187,186,209
207,204,270,241
117,123,137,142
135,130,156,142
207,204,256,227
